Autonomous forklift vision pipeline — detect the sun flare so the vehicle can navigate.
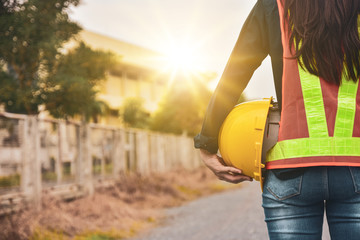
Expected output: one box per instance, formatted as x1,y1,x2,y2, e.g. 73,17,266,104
155,37,213,90
162,42,205,74
166,48,196,71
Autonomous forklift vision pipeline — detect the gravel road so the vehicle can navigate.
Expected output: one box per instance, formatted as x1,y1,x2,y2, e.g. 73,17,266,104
132,182,331,240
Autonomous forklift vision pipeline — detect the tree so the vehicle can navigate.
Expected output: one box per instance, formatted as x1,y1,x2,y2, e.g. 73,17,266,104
0,0,81,114
121,97,150,129
150,73,213,137
150,71,249,136
0,0,115,120
44,42,115,120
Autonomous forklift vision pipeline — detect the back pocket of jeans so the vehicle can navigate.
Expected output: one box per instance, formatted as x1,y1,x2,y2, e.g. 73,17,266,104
349,167,360,194
265,170,303,200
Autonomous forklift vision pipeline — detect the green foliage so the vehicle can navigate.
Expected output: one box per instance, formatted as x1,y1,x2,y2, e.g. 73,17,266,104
150,73,247,137
0,71,37,113
0,0,115,120
0,0,81,114
150,73,212,136
0,173,20,188
121,97,150,129
55,42,114,86
44,43,115,120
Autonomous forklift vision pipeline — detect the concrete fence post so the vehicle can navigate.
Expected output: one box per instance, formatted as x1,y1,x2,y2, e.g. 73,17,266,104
156,134,166,172
33,116,42,210
111,130,119,178
136,131,150,175
128,131,136,171
178,136,189,169
21,116,42,210
101,133,106,177
75,125,81,186
166,136,177,169
77,122,93,195
149,134,156,172
112,129,126,177
21,117,31,196
119,129,126,173
57,121,65,184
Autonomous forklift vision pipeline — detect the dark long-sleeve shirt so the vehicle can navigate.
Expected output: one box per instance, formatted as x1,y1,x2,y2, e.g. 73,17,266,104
194,0,283,154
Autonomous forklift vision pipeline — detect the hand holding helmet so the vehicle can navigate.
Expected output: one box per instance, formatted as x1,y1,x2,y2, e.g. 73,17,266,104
199,149,253,184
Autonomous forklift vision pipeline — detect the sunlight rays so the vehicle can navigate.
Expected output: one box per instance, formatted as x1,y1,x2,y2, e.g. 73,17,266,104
114,0,240,92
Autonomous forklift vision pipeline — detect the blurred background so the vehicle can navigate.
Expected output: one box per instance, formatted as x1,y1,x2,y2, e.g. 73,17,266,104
0,0,276,134
68,0,276,133
0,0,276,239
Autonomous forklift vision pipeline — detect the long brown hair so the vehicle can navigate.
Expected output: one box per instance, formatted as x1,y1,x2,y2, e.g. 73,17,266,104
284,0,360,85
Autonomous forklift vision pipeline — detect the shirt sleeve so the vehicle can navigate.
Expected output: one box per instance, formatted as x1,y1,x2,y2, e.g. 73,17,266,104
194,0,270,154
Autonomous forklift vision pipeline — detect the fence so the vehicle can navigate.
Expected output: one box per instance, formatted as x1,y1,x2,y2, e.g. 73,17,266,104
0,112,201,213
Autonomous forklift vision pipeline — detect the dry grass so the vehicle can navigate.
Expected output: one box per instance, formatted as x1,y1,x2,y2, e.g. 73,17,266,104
0,167,233,240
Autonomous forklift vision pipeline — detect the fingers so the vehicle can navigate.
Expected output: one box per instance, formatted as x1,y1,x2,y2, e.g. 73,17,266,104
198,149,253,184
213,165,252,183
217,171,253,184
219,165,243,175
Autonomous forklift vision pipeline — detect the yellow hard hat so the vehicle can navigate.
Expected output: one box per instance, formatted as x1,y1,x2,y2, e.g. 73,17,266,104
218,97,279,190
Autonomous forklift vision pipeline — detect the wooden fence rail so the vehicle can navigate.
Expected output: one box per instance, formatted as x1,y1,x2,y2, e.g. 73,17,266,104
0,113,201,212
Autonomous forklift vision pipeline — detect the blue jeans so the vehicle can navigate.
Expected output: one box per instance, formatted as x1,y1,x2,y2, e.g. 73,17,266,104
262,166,360,240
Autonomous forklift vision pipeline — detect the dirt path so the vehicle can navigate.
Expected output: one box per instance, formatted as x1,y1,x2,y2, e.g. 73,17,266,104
131,182,331,240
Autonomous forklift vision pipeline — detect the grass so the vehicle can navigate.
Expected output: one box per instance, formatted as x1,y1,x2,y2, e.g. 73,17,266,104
30,218,152,240
210,182,237,192
74,229,129,240
30,228,65,240
3,167,221,240
176,185,201,197
30,228,127,240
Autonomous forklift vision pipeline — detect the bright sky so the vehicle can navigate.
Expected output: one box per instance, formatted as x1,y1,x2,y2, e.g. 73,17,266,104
69,0,277,100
